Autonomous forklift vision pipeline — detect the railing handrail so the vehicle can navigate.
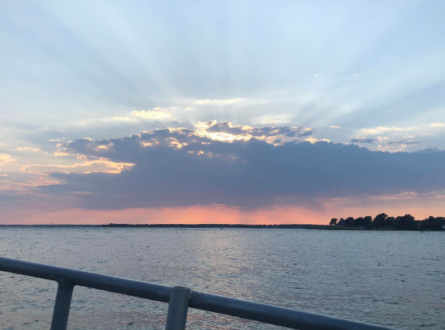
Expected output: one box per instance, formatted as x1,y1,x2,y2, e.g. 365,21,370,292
0,257,394,330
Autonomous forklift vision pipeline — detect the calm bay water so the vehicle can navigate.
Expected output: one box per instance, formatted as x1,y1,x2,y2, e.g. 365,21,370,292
0,228,444,330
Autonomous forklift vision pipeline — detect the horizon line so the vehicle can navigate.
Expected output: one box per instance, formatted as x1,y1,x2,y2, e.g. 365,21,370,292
0,223,327,227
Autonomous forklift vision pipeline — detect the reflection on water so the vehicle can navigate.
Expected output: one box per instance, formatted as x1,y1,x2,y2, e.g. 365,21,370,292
0,228,444,330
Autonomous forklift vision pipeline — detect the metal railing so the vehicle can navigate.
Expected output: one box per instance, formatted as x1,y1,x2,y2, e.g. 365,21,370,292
0,257,394,330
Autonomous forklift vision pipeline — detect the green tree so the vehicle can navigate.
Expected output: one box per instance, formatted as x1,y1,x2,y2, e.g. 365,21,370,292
363,216,373,226
353,217,364,227
345,217,354,226
384,217,395,227
373,213,388,228
397,214,415,229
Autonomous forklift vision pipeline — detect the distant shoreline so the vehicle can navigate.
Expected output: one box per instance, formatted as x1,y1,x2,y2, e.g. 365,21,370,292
0,224,357,229
0,223,443,231
0,223,428,230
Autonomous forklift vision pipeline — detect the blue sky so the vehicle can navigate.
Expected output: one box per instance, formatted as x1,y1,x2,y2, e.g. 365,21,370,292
1,0,445,223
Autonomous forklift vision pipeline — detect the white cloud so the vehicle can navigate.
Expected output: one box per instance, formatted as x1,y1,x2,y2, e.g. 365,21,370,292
113,108,173,122
305,137,330,144
259,114,293,125
330,126,341,129
131,108,172,120
361,126,418,135
0,154,15,166
430,123,445,128
112,116,138,122
194,98,247,105
16,146,40,152
54,151,70,157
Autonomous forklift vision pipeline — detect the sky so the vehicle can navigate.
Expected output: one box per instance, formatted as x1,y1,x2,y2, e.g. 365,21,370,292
1,0,445,224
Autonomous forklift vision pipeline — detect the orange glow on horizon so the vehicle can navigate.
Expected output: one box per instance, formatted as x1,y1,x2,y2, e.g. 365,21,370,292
0,205,326,225
1,201,445,225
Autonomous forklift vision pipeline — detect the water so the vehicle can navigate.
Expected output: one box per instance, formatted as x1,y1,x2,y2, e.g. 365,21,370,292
0,228,444,330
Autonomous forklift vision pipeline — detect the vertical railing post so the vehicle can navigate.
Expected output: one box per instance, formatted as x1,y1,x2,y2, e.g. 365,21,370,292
50,278,74,330
165,286,191,330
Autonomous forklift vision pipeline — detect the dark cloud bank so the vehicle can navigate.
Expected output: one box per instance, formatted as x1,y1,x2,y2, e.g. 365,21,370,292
41,124,445,210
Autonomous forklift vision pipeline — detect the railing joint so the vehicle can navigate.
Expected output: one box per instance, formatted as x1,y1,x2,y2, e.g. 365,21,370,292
165,286,191,330
50,278,74,330
56,277,74,289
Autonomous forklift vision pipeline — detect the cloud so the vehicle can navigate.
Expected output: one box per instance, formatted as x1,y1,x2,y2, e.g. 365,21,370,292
16,146,41,152
351,136,420,149
112,116,138,122
0,177,60,192
38,124,445,210
193,98,247,105
112,108,173,122
258,114,293,125
54,151,70,157
388,140,420,145
21,159,134,175
330,126,341,129
351,137,377,144
354,124,442,151
304,137,331,144
0,154,15,166
197,121,314,144
361,126,418,135
131,108,173,120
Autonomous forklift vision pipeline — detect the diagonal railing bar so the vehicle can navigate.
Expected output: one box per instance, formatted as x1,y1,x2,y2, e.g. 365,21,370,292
0,257,394,330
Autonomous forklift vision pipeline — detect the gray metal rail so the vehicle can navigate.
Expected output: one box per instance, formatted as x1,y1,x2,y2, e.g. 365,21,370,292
0,257,394,330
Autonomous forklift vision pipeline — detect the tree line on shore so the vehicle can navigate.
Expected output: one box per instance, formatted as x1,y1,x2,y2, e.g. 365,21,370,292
329,213,445,230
